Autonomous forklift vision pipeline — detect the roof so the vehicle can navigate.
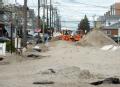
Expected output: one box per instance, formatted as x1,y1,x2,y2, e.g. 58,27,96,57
102,26,118,29
97,15,120,21
110,22,120,28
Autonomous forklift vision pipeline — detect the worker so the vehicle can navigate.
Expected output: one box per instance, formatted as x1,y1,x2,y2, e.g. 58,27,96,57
44,30,50,44
65,30,69,35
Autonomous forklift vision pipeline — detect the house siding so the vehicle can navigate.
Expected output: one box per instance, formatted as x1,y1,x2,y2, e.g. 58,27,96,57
103,29,118,37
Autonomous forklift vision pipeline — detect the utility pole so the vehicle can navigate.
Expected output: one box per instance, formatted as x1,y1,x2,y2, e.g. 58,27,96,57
46,0,49,30
46,5,49,29
38,0,40,28
51,7,54,35
56,14,59,32
54,9,56,32
45,0,47,30
59,16,61,31
50,0,52,29
57,15,59,32
42,0,45,42
54,9,58,32
52,7,54,28
10,13,13,54
23,0,27,47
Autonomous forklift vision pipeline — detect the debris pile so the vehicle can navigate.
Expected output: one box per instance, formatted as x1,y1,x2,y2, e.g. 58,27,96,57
33,44,48,52
77,30,118,47
90,77,120,86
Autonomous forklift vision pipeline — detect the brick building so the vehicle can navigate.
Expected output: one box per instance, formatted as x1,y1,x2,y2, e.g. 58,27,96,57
97,3,120,27
110,3,120,16
104,3,120,16
97,2,120,41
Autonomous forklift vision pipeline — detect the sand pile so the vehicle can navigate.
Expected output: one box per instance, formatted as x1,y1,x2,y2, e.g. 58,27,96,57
77,30,117,47
40,66,94,80
51,36,60,42
57,66,94,79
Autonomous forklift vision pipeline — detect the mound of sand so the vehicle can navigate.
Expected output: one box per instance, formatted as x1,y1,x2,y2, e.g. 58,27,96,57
51,36,60,42
40,66,94,80
77,30,118,47
57,66,94,79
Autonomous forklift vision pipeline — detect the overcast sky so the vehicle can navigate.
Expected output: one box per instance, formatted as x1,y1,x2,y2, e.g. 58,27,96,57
5,0,120,30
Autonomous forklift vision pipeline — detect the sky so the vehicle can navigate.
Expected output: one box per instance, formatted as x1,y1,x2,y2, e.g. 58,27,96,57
4,0,119,30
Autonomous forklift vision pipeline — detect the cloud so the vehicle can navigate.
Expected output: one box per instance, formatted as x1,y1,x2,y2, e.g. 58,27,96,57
115,0,120,2
13,0,115,30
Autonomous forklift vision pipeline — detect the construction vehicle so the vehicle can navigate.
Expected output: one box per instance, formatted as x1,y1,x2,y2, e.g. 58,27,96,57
60,30,83,41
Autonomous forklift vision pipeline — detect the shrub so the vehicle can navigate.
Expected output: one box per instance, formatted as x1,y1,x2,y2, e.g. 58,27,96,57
6,41,15,52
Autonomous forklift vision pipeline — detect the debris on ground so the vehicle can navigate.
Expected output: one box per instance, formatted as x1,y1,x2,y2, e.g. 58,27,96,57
23,47,27,52
101,45,120,51
33,81,54,85
90,77,120,85
0,61,10,65
27,54,39,58
101,45,114,51
77,30,118,47
48,69,56,73
33,45,41,52
0,57,4,61
0,57,10,65
40,44,49,52
33,45,40,49
41,68,56,74
34,49,41,52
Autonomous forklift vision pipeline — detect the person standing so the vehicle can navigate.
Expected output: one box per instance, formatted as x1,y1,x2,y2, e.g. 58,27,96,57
44,30,49,44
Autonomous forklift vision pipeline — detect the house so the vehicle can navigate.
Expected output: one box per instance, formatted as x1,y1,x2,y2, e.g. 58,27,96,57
0,1,9,37
1,4,36,38
102,26,120,41
97,2,120,27
110,3,120,16
97,15,120,27
97,2,120,41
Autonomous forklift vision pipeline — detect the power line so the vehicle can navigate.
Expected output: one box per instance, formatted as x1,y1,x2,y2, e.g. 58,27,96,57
59,3,120,11
28,5,120,11
61,21,80,22
52,4,108,8
74,2,108,8
61,26,78,28
29,5,108,11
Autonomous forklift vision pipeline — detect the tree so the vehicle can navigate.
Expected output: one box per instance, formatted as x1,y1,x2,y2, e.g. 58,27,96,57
78,15,90,34
84,15,90,33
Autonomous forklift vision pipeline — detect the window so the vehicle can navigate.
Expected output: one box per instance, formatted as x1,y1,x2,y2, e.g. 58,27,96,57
106,30,111,35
